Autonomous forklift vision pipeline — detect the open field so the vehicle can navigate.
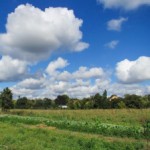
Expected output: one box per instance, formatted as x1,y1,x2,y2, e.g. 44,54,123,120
0,109,150,150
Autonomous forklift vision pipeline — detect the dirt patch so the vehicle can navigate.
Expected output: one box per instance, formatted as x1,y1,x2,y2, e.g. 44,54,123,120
23,124,56,130
37,124,56,130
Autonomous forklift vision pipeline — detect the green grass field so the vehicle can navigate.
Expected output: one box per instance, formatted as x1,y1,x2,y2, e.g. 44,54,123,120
0,109,149,150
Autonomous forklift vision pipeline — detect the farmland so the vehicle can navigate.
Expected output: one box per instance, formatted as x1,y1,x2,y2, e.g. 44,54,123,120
0,109,150,150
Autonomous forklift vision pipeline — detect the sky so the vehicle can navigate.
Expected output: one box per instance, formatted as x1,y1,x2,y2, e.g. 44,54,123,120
0,0,150,99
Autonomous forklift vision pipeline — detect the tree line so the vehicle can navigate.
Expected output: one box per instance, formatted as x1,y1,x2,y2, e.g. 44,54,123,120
0,88,150,111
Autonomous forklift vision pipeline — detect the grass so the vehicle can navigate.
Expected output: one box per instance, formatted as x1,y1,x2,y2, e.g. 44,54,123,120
0,109,150,150
7,109,150,126
0,122,146,150
0,114,146,139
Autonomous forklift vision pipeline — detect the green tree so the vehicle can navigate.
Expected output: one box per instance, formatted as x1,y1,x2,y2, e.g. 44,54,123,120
93,93,103,108
117,100,126,109
102,90,107,99
43,98,52,109
33,99,44,109
55,95,70,106
102,90,109,108
73,100,81,109
124,94,142,108
0,95,2,108
110,99,120,108
84,101,94,109
16,97,29,109
0,87,13,111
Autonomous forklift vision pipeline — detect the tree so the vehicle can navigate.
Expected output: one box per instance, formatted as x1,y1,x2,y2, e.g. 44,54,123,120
0,87,13,111
117,101,126,109
43,98,52,109
33,99,44,109
73,100,81,109
93,93,103,108
102,90,107,100
102,90,109,108
84,101,94,109
16,97,29,109
0,95,2,108
124,94,142,108
55,95,70,106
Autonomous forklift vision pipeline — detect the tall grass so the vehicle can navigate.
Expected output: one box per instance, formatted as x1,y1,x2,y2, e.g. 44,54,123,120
0,113,148,139
7,109,150,126
0,109,149,149
0,122,145,150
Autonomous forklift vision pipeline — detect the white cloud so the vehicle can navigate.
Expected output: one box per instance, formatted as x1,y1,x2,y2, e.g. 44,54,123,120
0,56,28,82
11,57,106,99
46,57,69,75
98,0,150,10
0,4,89,62
12,75,150,99
16,78,46,89
55,71,72,81
107,83,148,96
10,56,150,99
46,58,104,80
107,17,128,31
73,66,104,79
116,56,150,83
105,40,119,49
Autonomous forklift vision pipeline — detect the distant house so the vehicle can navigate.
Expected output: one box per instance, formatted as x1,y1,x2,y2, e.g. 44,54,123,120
109,95,119,101
59,105,68,109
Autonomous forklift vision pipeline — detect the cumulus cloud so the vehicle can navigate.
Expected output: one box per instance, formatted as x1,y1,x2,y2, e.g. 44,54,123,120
46,57,104,79
73,66,104,79
107,17,128,31
105,40,119,49
0,4,89,62
10,56,150,99
12,75,150,99
16,78,46,89
55,71,72,81
0,56,28,82
46,57,69,75
116,56,150,83
11,57,106,98
98,0,150,10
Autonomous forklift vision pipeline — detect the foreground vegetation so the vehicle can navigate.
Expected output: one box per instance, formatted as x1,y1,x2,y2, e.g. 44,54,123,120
0,122,146,150
0,109,150,150
0,88,150,149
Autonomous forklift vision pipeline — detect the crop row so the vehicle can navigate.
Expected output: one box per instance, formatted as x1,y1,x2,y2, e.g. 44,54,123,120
0,114,148,139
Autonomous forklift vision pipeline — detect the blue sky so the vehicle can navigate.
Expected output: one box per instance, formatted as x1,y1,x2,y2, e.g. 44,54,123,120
0,0,150,99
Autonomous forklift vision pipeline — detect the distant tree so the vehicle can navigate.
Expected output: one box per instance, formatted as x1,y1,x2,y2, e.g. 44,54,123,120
93,93,103,108
55,95,70,106
0,95,2,108
84,101,94,109
108,96,123,109
102,90,109,108
80,98,89,109
0,87,13,111
124,94,142,108
117,101,126,109
147,95,150,108
33,99,44,109
110,98,121,109
16,97,29,109
73,100,81,109
67,99,77,109
27,100,35,109
51,100,57,109
43,98,52,109
102,90,107,100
